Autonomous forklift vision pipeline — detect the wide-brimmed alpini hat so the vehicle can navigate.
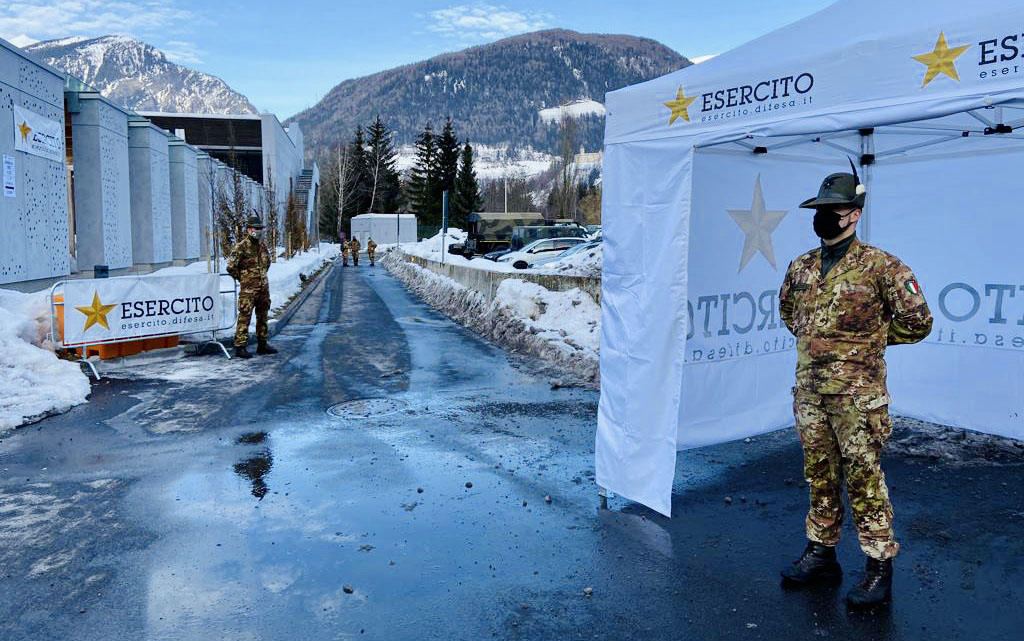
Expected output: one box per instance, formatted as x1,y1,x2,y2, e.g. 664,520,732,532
799,160,867,209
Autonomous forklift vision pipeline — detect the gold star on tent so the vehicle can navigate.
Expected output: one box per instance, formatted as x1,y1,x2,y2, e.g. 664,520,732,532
17,121,31,142
913,32,971,88
75,291,117,332
665,86,697,125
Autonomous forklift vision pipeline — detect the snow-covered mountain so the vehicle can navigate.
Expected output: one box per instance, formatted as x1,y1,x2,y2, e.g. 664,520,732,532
24,35,257,114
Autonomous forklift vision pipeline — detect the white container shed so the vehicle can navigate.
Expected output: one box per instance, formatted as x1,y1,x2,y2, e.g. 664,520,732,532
350,213,417,246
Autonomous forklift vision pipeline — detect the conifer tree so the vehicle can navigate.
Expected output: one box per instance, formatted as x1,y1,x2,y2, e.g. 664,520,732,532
347,126,371,219
406,122,441,226
451,140,483,229
436,117,460,197
366,116,401,213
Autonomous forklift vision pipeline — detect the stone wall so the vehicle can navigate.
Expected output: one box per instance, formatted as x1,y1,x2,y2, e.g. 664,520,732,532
403,254,601,304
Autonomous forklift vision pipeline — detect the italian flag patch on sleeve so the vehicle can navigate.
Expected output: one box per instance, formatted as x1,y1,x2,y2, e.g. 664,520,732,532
905,280,921,295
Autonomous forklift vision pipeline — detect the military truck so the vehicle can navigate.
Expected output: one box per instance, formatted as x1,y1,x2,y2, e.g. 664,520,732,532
509,224,588,250
448,212,544,257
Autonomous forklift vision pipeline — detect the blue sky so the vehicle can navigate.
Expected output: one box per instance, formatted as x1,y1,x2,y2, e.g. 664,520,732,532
1,1,835,118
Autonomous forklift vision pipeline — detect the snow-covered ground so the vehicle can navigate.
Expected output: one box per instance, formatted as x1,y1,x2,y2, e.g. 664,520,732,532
0,289,91,432
0,243,340,434
538,99,606,123
152,243,340,313
395,143,554,180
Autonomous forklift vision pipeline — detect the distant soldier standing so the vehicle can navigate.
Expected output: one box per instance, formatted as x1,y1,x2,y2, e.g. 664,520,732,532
366,237,378,266
341,237,350,266
778,167,932,607
227,215,278,359
350,236,361,266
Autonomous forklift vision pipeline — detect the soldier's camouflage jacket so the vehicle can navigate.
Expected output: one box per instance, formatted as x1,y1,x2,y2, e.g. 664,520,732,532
779,237,933,397
367,240,377,253
227,236,270,291
349,238,361,252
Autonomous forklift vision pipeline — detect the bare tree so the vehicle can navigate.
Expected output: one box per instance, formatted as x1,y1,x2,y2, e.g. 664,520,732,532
264,166,279,262
555,113,580,221
216,165,249,258
334,143,358,241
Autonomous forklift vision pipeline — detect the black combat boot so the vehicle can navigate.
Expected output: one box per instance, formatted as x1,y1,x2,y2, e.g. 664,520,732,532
256,340,278,355
846,557,892,607
781,541,842,585
234,345,253,359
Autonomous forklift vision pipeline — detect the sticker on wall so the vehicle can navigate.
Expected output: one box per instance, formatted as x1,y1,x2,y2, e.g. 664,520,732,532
13,106,63,162
2,155,13,198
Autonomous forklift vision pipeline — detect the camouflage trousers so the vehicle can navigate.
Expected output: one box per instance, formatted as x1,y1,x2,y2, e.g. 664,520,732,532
352,252,359,266
368,250,375,265
793,389,898,560
235,286,270,347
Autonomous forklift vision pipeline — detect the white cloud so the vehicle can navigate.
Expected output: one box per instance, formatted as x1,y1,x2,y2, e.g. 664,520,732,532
161,40,204,65
0,0,194,44
428,4,552,41
691,54,718,65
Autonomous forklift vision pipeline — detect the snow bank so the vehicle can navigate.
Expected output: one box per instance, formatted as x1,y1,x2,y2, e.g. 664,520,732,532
382,250,599,383
0,290,91,433
152,243,340,313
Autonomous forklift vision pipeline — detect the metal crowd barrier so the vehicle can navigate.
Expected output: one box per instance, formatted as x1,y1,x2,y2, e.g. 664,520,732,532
48,273,239,379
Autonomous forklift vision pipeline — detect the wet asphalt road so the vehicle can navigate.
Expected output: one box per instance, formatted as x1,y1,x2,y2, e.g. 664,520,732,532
1,263,1022,640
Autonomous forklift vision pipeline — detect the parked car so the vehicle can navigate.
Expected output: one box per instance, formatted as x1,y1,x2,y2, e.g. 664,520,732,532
483,248,513,261
496,237,589,269
529,240,601,268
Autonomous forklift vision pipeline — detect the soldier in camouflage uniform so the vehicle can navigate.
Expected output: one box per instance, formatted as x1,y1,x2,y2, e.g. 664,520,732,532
341,238,350,266
778,169,932,607
366,237,377,266
350,236,361,266
227,215,278,359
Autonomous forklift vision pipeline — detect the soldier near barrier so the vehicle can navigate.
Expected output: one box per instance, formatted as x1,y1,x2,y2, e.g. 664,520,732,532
350,237,361,266
778,166,932,607
367,237,377,266
341,238,350,266
226,215,278,359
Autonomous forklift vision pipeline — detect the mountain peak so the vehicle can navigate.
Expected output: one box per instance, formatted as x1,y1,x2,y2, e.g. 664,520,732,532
25,35,257,115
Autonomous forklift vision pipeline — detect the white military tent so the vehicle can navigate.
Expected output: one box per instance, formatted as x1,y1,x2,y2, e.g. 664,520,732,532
597,0,1024,516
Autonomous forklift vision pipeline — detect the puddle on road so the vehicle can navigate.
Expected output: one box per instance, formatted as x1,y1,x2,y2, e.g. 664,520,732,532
234,449,273,499
237,431,268,444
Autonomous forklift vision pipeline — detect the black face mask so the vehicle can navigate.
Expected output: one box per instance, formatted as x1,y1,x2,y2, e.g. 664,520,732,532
813,209,852,240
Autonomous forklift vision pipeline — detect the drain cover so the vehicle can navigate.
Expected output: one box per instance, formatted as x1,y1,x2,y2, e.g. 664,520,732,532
327,398,408,419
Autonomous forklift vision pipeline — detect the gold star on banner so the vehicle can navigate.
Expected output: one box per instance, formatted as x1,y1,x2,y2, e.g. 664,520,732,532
75,292,117,332
913,32,971,88
665,86,697,125
17,121,31,142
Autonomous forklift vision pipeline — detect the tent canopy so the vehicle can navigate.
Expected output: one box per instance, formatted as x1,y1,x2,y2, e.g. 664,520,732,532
597,0,1024,516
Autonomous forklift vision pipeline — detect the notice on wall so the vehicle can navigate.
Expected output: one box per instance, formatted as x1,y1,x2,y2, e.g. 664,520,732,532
2,155,13,198
13,106,63,162
61,275,223,347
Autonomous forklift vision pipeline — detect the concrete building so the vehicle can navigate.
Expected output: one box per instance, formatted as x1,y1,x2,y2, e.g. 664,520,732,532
0,36,321,291
0,39,72,288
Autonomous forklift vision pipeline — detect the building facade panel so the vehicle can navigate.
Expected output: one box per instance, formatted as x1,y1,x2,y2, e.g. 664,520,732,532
128,121,172,267
0,42,70,286
169,141,200,262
